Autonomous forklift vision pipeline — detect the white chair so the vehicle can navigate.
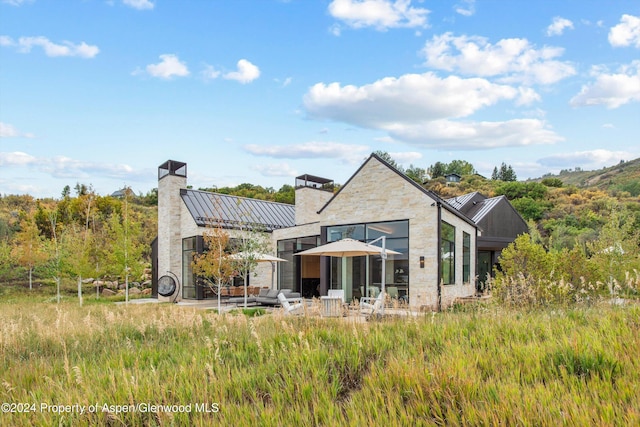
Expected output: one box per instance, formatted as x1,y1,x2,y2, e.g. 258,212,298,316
360,291,385,315
328,289,345,303
387,286,399,299
277,292,304,315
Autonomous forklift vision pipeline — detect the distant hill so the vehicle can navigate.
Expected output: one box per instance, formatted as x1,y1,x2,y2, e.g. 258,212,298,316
530,157,640,197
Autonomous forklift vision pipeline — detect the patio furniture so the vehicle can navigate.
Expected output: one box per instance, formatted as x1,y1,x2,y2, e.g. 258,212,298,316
277,292,304,315
254,288,301,306
360,291,385,316
387,286,399,300
328,289,345,303
320,296,342,317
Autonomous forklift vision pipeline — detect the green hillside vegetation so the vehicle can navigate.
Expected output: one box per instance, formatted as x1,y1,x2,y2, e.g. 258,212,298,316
534,157,640,197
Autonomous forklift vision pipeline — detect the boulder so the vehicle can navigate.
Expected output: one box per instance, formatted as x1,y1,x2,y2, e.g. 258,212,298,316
141,288,152,295
101,288,117,297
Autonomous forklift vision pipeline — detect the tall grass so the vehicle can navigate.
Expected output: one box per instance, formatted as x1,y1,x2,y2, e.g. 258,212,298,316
1,300,639,426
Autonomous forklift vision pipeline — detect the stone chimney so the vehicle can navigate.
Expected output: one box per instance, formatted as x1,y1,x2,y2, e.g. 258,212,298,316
294,174,334,225
157,160,187,300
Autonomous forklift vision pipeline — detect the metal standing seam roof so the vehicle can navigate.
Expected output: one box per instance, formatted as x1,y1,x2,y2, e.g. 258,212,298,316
463,196,505,223
445,192,481,211
180,189,295,231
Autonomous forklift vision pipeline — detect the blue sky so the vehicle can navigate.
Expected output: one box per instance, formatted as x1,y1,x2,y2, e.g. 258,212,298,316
1,0,639,198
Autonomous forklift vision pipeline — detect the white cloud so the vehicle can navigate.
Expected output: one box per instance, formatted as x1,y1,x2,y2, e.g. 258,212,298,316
570,61,640,109
251,163,298,177
602,123,615,129
0,151,144,180
145,54,190,79
1,0,33,6
201,64,221,81
244,141,370,163
538,149,633,169
0,36,99,58
223,59,260,84
388,151,422,164
304,72,533,126
385,118,562,149
0,122,34,138
303,72,562,150
422,32,575,85
123,0,154,10
0,151,36,166
609,14,640,48
455,0,475,17
546,17,574,36
328,0,429,31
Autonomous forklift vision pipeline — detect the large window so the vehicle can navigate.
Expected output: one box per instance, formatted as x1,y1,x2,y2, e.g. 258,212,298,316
277,236,321,297
463,231,471,283
182,236,199,299
326,220,409,303
441,222,455,285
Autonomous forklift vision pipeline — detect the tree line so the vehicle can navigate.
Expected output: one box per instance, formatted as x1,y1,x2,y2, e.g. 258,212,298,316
0,187,155,301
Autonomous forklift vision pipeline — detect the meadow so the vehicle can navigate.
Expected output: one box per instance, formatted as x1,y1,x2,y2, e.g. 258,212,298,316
0,289,638,426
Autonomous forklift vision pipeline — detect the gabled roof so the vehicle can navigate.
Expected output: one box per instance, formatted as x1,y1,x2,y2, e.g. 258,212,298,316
318,153,479,228
447,192,526,226
463,195,505,223
180,189,295,231
445,191,484,211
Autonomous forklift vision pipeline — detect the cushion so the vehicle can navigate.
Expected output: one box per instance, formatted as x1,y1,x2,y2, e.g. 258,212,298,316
265,289,279,298
258,288,270,297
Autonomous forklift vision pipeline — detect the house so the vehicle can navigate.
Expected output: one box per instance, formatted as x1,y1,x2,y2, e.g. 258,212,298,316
445,191,528,290
152,154,479,310
445,173,462,183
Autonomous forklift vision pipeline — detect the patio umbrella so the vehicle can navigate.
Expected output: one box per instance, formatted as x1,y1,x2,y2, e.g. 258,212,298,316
295,238,401,258
296,238,400,314
228,252,287,308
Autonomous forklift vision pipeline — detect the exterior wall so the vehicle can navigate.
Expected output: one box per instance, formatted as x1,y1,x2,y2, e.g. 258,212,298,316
440,209,476,308
294,187,332,225
318,158,477,310
157,173,186,302
272,223,321,241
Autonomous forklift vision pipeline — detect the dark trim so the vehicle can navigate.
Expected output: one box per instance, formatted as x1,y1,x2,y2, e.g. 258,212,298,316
436,202,442,312
316,153,480,230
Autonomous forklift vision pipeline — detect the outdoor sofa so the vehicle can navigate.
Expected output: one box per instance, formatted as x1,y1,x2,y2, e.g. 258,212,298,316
228,288,301,306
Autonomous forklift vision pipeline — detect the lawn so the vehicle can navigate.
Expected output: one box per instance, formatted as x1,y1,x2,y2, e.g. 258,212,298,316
0,293,638,426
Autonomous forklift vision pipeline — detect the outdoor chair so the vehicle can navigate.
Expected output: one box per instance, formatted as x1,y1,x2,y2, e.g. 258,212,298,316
328,289,345,303
387,286,399,300
360,291,385,316
277,292,305,315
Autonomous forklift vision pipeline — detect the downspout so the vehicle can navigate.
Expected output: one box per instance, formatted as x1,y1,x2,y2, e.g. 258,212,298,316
436,201,442,312
475,227,479,295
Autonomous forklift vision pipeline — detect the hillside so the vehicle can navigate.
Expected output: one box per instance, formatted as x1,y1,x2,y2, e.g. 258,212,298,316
531,157,640,196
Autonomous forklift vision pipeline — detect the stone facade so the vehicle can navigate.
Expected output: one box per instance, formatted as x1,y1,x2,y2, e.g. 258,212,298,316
155,154,478,308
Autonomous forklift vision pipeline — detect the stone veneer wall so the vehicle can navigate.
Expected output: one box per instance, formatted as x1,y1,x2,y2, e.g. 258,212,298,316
318,157,476,310
294,187,333,225
157,172,186,302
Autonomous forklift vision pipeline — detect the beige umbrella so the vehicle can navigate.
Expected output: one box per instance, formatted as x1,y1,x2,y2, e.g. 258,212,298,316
229,252,287,291
296,238,400,314
295,238,401,257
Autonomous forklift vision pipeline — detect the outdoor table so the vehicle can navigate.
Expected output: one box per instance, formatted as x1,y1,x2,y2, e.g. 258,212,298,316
320,296,342,317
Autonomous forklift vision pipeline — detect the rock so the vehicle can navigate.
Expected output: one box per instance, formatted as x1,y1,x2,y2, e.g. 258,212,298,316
82,277,95,284
142,288,152,295
101,288,116,297
129,287,141,294
141,280,152,288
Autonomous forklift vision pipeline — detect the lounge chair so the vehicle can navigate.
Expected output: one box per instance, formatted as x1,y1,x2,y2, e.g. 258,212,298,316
360,291,385,316
277,292,304,315
328,289,345,303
